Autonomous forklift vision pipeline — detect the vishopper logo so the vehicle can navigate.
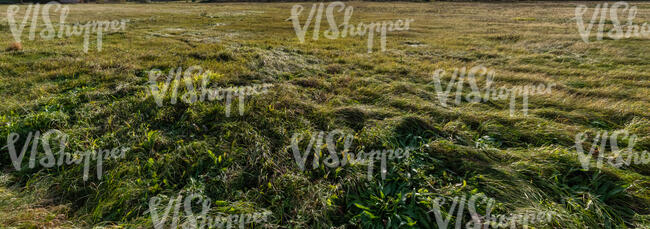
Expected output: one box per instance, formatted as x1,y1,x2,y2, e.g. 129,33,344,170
6,2,129,53
147,66,272,117
1,130,128,181
426,193,555,229
575,1,649,43
290,1,414,53
430,65,555,117
575,130,649,170
290,129,412,180
147,193,271,229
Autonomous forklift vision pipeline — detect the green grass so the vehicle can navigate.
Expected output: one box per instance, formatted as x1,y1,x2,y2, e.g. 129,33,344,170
0,1,649,228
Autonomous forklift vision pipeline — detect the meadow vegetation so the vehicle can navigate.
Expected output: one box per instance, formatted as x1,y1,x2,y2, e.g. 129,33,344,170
0,1,649,228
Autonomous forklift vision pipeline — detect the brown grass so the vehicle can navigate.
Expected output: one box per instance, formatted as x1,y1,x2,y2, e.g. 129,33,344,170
5,42,22,51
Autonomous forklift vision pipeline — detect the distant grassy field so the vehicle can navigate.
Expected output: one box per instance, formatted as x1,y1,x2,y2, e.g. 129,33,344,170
1,1,649,228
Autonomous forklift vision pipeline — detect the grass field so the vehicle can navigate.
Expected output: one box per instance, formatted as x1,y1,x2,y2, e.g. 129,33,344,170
1,1,649,228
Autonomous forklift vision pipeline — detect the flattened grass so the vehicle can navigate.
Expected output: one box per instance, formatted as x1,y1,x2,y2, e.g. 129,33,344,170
0,1,649,228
